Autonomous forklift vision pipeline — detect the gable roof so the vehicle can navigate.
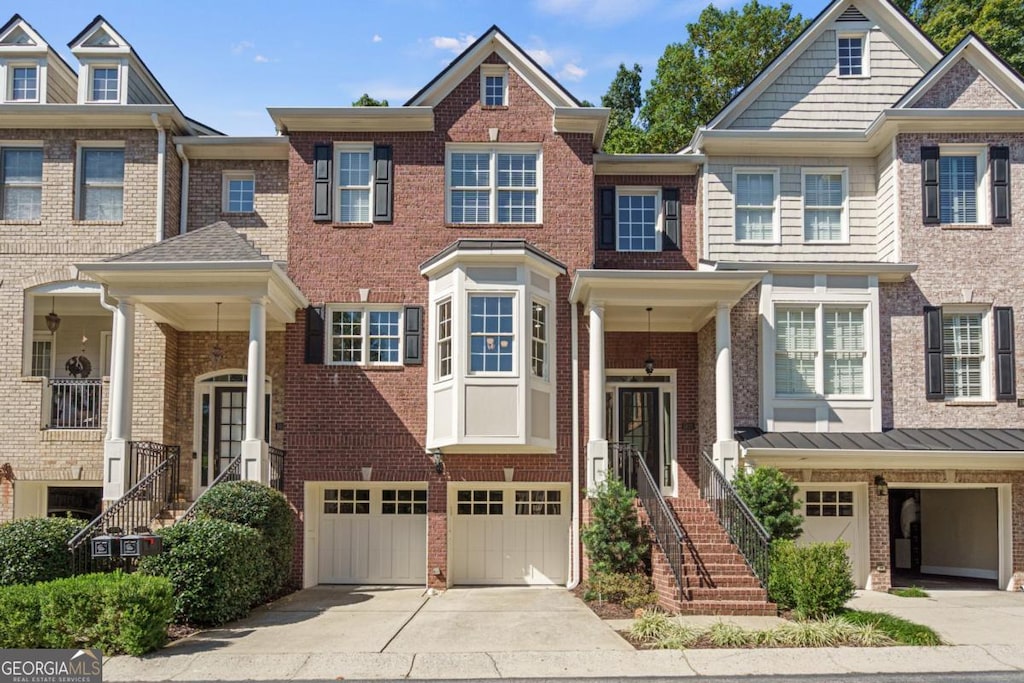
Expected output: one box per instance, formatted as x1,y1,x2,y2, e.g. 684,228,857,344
0,14,77,80
405,25,581,109
894,33,1024,109
69,15,175,105
104,222,267,264
701,0,943,134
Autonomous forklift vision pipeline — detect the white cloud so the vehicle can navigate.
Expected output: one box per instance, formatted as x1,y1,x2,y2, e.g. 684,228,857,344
430,34,476,54
558,63,587,81
372,34,383,43
532,0,657,25
527,48,554,68
253,55,270,64
231,40,254,55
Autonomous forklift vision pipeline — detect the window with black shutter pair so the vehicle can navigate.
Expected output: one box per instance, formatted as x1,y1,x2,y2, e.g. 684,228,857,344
596,187,680,251
313,143,393,223
921,146,1010,225
304,305,422,365
924,305,1015,401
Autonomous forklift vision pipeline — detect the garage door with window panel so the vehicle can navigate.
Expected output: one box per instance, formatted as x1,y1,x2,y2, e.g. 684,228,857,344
318,485,427,585
450,484,569,586
799,486,866,587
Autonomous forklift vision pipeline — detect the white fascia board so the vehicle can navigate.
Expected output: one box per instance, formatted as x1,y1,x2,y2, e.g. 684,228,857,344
69,18,130,52
172,135,290,160
896,38,1024,110
594,153,704,175
569,269,766,305
0,17,47,49
270,263,310,310
0,104,188,131
746,448,1024,470
553,107,609,148
711,261,917,282
420,247,566,280
266,106,434,133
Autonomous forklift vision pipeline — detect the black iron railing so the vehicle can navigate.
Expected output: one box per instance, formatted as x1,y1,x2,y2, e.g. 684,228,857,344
68,442,180,574
609,442,688,596
177,454,242,524
127,440,176,488
49,378,103,430
698,448,771,587
268,446,285,492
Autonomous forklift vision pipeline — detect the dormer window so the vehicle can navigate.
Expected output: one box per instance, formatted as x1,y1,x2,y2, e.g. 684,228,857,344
837,34,868,77
481,65,508,107
9,65,38,101
90,66,119,102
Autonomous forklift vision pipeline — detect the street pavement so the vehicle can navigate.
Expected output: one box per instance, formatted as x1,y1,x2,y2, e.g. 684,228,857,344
103,586,1024,681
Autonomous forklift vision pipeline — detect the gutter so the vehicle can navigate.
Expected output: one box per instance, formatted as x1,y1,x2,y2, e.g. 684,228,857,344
567,298,581,589
151,114,166,242
175,143,189,234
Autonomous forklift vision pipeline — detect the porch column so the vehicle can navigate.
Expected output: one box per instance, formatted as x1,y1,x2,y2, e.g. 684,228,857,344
586,302,608,490
242,297,268,483
103,298,135,500
714,303,739,478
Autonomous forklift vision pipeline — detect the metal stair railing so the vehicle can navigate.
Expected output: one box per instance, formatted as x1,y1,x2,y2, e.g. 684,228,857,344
268,446,285,492
176,454,242,524
68,441,180,574
698,448,771,587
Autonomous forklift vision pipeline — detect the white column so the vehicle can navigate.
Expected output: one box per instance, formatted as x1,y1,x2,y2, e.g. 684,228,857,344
242,298,268,483
103,299,135,500
714,303,739,477
586,302,608,490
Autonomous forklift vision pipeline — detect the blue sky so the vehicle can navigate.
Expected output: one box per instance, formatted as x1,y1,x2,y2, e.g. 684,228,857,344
24,0,829,135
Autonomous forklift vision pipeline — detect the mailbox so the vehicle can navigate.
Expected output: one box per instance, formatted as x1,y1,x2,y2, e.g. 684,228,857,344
120,532,162,557
91,534,120,558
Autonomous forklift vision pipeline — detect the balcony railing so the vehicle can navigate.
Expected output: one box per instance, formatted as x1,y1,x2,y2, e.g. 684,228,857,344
49,378,103,430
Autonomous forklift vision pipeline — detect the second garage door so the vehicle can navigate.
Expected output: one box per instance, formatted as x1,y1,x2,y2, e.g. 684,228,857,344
449,484,569,586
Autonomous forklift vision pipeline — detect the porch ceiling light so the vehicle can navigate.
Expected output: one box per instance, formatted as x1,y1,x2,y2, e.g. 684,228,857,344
874,474,888,496
644,307,655,375
45,296,61,334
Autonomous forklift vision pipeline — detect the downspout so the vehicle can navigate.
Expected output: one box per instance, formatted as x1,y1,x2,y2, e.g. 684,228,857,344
175,143,189,234
567,299,581,589
151,113,166,242
98,285,118,441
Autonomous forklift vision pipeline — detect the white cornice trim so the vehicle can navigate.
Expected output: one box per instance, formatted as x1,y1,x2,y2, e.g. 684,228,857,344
746,448,1024,470
553,107,609,148
594,153,704,175
0,104,195,133
172,135,289,160
266,106,434,133
711,260,918,282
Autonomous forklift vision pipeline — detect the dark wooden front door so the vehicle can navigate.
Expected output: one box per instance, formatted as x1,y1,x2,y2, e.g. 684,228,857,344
618,387,660,488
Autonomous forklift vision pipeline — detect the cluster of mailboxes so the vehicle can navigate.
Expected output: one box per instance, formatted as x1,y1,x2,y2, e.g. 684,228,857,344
91,527,163,559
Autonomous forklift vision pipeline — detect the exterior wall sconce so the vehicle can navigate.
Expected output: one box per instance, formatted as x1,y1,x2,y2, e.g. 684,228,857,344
430,448,444,474
644,307,655,375
874,474,888,496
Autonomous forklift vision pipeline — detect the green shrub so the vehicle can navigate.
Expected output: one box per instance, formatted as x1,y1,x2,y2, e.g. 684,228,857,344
583,571,658,609
192,481,295,600
0,572,172,655
732,467,803,541
582,478,649,575
0,516,86,586
769,539,855,620
889,585,929,598
140,518,264,626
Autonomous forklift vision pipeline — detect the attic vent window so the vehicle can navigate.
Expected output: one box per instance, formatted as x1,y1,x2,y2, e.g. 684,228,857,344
480,65,509,107
836,5,868,21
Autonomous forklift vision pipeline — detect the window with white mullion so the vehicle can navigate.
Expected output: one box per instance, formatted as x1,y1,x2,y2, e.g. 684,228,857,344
803,172,845,241
775,307,817,395
367,311,400,363
943,312,984,398
939,155,978,224
337,150,372,223
79,148,124,221
31,335,53,378
824,308,865,395
449,148,539,224
437,299,453,379
450,152,491,223
1,147,43,220
469,294,514,373
497,153,537,223
329,307,402,366
735,172,777,242
330,310,363,364
837,36,864,76
531,301,547,379
91,66,119,102
617,191,658,251
10,66,38,101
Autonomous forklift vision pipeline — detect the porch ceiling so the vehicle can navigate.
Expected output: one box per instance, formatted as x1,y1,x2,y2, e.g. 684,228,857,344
569,269,765,332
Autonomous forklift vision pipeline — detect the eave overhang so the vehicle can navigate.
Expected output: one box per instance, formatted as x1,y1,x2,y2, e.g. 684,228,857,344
744,447,1024,471
710,260,918,283
0,104,193,133
553,107,610,148
594,153,704,175
267,107,435,134
172,135,289,160
420,239,567,280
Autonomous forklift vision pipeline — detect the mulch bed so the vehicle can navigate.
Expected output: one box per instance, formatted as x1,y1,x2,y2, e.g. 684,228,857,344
572,584,639,620
167,624,199,641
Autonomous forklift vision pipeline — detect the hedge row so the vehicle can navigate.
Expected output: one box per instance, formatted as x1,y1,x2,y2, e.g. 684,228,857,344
0,572,173,655
0,516,86,586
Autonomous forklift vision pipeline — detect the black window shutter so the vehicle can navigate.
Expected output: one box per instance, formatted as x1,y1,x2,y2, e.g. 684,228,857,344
313,144,332,222
990,146,1010,225
403,305,423,365
373,144,393,223
922,146,940,225
304,305,325,364
995,306,1016,400
924,305,944,400
662,187,680,251
597,187,615,250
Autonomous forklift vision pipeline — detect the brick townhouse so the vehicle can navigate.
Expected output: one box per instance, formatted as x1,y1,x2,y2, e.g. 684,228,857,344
1,0,1023,612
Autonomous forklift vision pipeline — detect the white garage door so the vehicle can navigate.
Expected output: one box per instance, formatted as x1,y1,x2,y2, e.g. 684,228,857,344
799,486,866,588
318,485,427,584
450,484,569,586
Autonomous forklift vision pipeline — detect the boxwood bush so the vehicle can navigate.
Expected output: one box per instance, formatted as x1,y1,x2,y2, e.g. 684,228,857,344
0,572,172,655
0,516,87,586
769,539,855,620
140,518,264,626
191,480,295,600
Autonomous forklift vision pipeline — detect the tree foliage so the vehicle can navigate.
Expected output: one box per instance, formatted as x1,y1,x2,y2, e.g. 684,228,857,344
896,0,1024,74
601,63,649,153
732,466,803,541
640,1,807,152
352,93,389,106
581,478,649,575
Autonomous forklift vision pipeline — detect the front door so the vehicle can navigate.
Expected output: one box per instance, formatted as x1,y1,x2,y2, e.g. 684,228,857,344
194,372,271,495
618,387,660,488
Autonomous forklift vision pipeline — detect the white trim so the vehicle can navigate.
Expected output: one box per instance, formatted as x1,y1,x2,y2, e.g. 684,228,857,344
221,170,255,214
334,142,374,224
937,145,990,226
82,62,125,105
733,167,780,244
75,141,125,221
480,64,509,107
445,144,543,225
892,136,902,263
99,331,111,377
836,31,870,79
941,305,993,402
5,61,40,102
467,291,519,377
30,331,55,378
615,186,663,252
797,483,869,588
324,304,404,368
800,167,849,244
605,369,678,497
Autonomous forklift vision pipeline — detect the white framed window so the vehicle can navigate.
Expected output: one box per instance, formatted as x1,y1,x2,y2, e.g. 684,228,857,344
942,308,989,400
802,169,848,242
335,145,372,223
77,146,124,221
436,299,453,379
531,301,548,379
480,65,508,106
468,294,515,374
327,306,403,366
31,333,54,378
1,147,43,221
222,171,255,213
447,146,541,224
939,147,988,225
9,65,38,102
775,304,866,397
837,34,868,77
734,169,779,242
90,66,119,102
616,187,662,252
805,490,854,517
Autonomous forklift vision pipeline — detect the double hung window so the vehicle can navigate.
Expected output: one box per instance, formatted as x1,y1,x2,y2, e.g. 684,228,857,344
448,147,540,224
803,171,846,241
1,147,42,220
735,171,778,242
328,307,402,366
79,147,124,221
775,305,866,397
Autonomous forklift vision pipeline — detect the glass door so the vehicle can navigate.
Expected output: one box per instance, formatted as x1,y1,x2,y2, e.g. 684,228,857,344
618,387,660,488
